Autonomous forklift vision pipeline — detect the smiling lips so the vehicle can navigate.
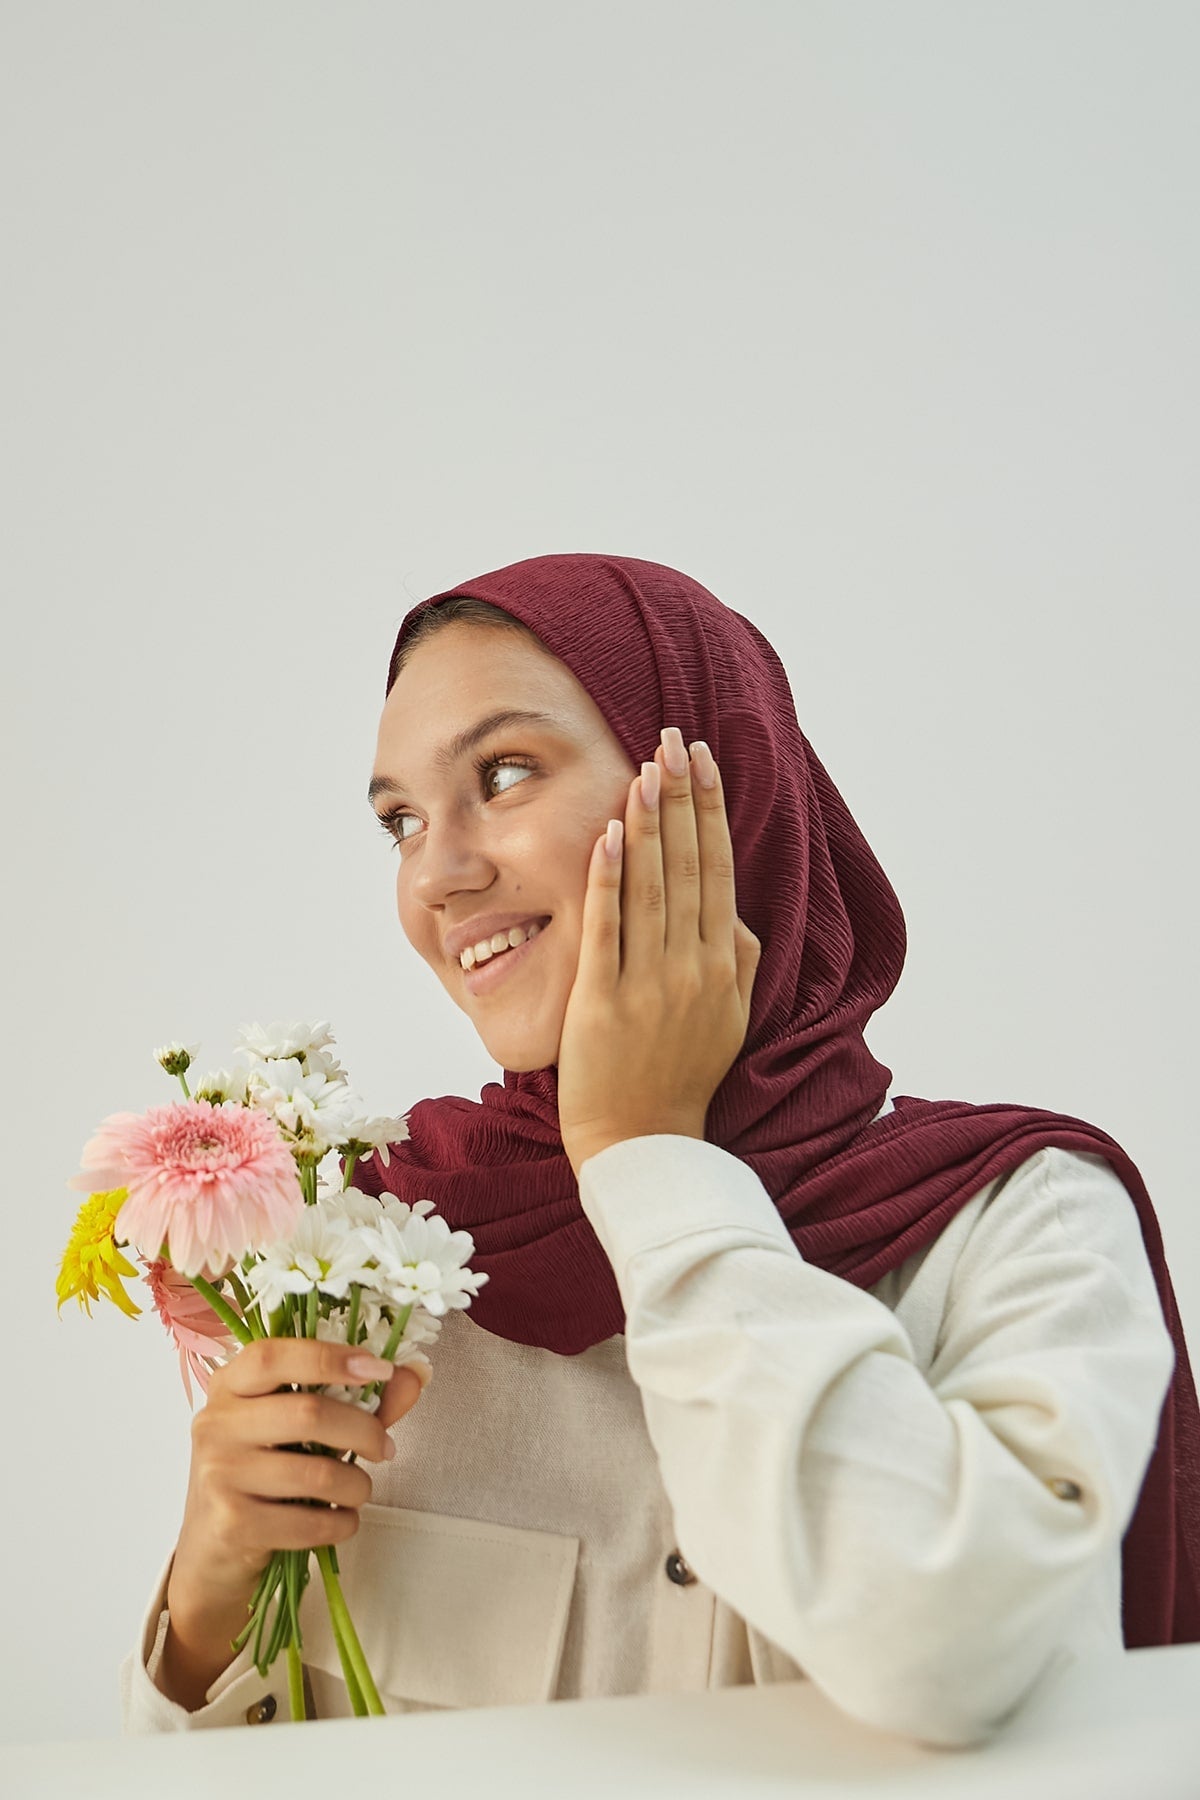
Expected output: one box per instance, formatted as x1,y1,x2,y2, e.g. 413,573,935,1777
459,918,547,971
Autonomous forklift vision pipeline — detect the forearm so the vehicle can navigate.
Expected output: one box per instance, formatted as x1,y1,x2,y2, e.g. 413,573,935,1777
122,1554,281,1733
155,1584,252,1711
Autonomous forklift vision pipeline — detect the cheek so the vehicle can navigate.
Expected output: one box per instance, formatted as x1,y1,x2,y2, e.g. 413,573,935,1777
394,872,424,953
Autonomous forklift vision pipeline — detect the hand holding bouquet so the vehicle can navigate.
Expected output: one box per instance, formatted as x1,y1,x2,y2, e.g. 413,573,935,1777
57,1022,486,1721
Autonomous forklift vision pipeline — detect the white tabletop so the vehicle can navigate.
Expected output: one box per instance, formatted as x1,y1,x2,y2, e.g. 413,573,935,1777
4,1643,1199,1799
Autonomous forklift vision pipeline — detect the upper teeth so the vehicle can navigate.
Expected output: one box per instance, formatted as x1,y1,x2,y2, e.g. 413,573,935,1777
460,919,544,969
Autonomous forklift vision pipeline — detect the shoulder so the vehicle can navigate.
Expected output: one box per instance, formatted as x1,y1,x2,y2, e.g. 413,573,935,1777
969,1144,1150,1263
874,1143,1172,1368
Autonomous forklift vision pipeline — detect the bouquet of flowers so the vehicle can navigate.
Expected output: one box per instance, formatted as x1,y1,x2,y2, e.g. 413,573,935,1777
56,1021,486,1721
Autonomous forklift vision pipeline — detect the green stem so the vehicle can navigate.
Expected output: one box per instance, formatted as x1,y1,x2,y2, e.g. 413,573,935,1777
189,1273,252,1346
232,1558,277,1656
359,1302,417,1409
178,1072,191,1099
381,1303,415,1363
327,1605,368,1717
315,1545,384,1715
225,1268,264,1339
286,1640,307,1721
345,1284,361,1348
341,1151,358,1192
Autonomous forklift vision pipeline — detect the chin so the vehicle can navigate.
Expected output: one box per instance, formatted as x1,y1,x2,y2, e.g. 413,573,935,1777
471,1015,562,1073
489,1040,558,1074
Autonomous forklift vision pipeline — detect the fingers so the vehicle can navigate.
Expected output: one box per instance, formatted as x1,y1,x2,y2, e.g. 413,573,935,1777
684,738,737,948
579,809,626,994
651,729,703,959
583,728,736,997
621,729,733,976
376,1360,429,1433
232,1448,375,1510
230,1496,364,1558
208,1387,397,1464
620,751,669,972
214,1336,394,1401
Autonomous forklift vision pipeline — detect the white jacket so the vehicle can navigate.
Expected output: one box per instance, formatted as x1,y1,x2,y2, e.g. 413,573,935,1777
120,1126,1176,1747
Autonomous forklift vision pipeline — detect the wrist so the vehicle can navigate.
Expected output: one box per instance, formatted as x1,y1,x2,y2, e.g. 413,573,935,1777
566,1117,706,1180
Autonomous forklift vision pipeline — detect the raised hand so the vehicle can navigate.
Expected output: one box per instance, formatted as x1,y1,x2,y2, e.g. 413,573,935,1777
556,726,761,1181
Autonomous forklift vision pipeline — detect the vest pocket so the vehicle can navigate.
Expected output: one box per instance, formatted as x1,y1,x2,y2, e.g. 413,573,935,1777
299,1503,581,1710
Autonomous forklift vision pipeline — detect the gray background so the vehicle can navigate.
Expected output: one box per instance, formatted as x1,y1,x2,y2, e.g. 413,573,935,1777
2,0,1195,1746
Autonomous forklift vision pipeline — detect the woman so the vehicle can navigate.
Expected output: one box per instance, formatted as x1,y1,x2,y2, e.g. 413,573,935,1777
122,552,1199,1745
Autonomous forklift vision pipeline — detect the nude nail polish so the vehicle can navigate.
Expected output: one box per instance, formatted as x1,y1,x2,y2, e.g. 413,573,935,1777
660,726,688,776
689,741,717,789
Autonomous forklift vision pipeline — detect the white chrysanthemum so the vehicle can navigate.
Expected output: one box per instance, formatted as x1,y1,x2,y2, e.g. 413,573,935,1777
363,1212,487,1317
321,1185,436,1233
243,1058,359,1155
154,1041,199,1076
191,1066,250,1106
244,1208,377,1317
338,1112,412,1167
313,1314,435,1410
304,1044,347,1082
235,1021,337,1063
358,1291,443,1350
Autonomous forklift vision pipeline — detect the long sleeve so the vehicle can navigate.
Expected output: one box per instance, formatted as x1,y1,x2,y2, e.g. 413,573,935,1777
120,1554,283,1732
576,1136,1176,1748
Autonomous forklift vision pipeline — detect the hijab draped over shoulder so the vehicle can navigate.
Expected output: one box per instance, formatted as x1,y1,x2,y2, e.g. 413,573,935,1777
353,551,1199,1649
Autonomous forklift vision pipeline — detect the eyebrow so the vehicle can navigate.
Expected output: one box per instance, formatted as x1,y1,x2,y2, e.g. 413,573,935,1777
368,708,564,805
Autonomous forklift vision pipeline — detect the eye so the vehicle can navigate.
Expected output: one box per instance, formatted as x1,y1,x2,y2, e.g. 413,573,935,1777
376,754,537,850
477,752,536,798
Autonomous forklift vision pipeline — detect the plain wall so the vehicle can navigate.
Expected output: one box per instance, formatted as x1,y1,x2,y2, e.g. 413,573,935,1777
2,0,1195,1745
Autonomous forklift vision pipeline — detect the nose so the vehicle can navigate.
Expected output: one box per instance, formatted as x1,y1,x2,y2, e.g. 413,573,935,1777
406,807,497,910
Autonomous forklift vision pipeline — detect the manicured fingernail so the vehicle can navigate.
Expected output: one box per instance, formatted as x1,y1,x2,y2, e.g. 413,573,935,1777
347,1353,393,1381
604,817,624,859
660,726,688,776
640,761,661,807
381,1434,397,1460
689,741,717,789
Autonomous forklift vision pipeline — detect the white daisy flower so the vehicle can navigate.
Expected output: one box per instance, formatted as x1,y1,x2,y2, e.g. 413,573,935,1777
191,1066,250,1106
243,1058,360,1155
314,1315,434,1411
154,1041,199,1077
235,1020,337,1064
317,1180,436,1235
363,1212,487,1317
337,1111,412,1167
304,1044,348,1082
244,1208,377,1316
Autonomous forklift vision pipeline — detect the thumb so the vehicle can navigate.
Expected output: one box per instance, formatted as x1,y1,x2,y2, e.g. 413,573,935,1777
376,1355,432,1431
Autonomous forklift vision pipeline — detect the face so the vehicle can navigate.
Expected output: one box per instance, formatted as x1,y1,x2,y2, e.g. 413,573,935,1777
370,621,639,1072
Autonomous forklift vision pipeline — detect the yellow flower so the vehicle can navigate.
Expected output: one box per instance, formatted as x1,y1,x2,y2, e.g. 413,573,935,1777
56,1188,142,1319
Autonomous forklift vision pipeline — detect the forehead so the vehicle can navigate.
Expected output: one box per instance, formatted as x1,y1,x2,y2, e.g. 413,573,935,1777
374,621,615,769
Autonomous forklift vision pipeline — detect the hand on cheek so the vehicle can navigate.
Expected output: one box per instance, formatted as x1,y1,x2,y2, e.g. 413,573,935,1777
556,727,762,1181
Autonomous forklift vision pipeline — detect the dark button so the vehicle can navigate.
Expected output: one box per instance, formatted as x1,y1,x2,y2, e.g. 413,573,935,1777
665,1550,697,1586
1046,1477,1083,1502
246,1694,277,1724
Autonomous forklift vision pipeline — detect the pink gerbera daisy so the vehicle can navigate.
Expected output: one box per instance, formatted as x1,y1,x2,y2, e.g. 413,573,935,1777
142,1257,236,1403
71,1100,303,1275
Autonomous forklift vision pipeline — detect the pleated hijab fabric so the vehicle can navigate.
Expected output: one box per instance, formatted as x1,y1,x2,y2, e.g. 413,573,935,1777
353,552,1199,1648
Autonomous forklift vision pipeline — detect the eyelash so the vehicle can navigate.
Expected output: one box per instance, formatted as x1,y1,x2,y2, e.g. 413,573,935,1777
376,752,537,850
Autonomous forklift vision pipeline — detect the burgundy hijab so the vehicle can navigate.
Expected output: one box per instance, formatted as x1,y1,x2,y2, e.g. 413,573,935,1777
353,551,1199,1649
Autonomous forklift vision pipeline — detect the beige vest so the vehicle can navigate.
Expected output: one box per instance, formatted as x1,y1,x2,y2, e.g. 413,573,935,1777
299,1301,792,1717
